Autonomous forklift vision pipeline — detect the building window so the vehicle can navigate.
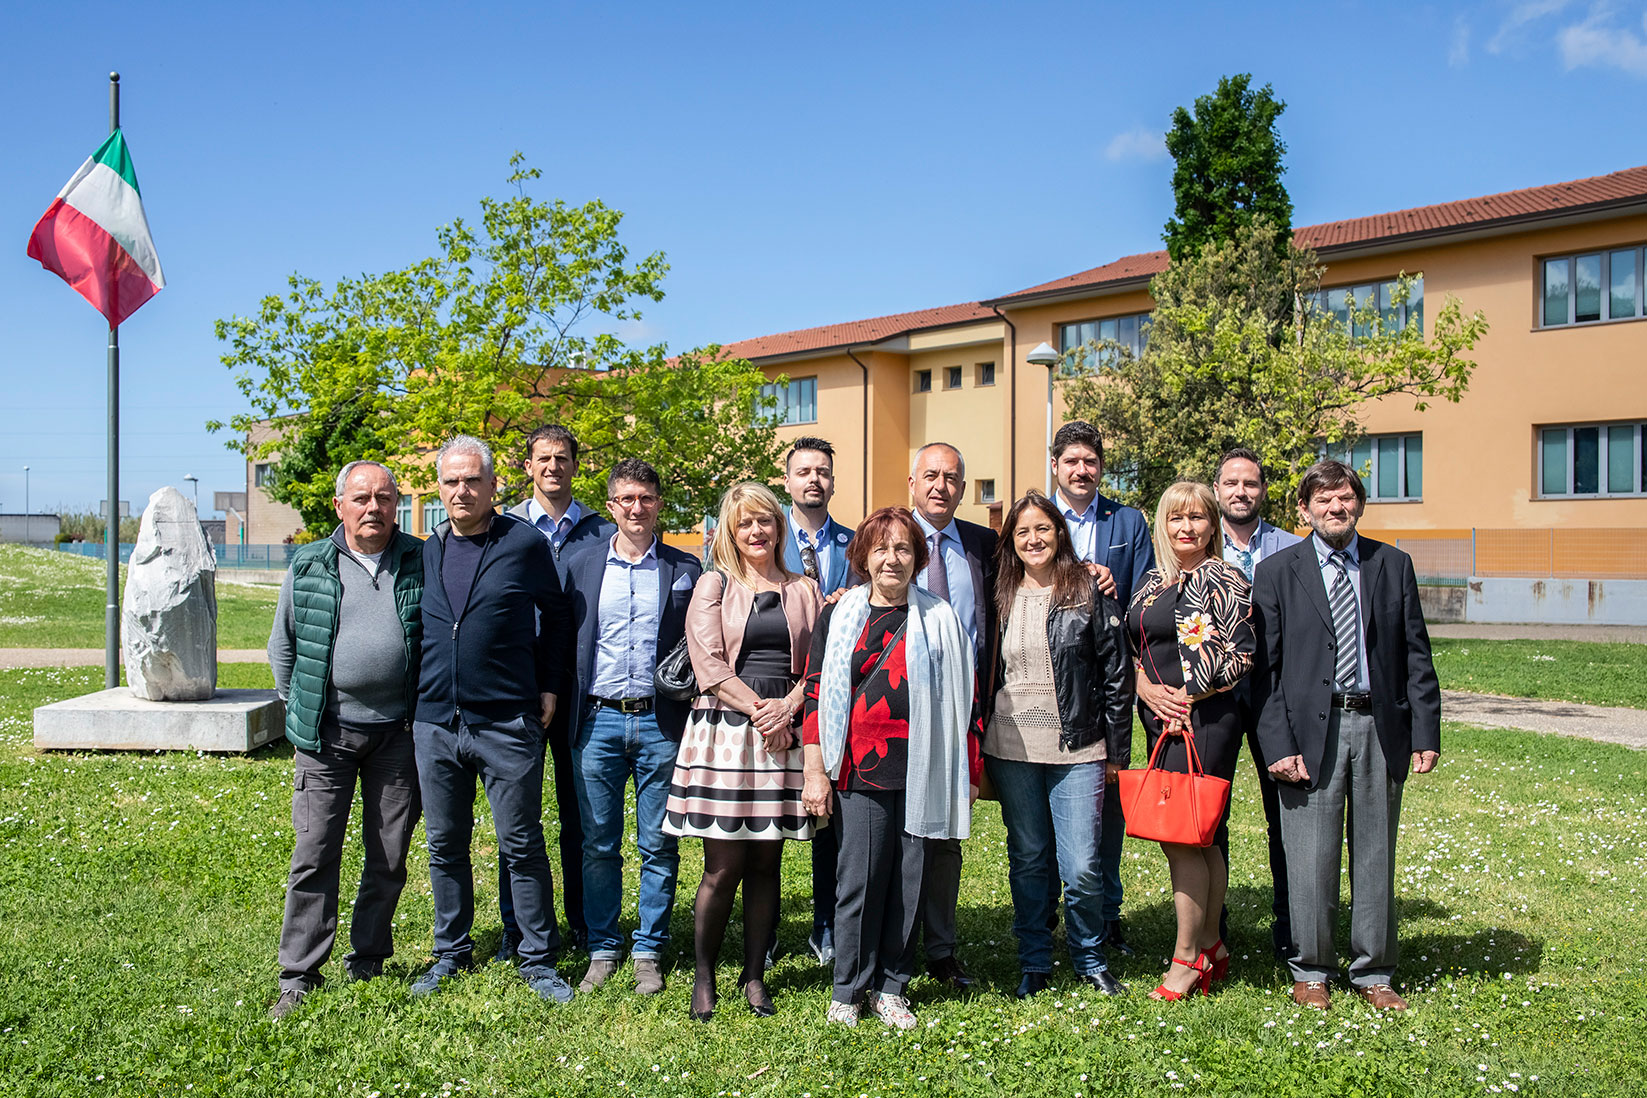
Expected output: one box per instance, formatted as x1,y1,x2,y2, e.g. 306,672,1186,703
945,366,963,390
1538,421,1645,497
976,479,997,504
253,463,272,488
1311,277,1424,337
977,361,995,386
1322,432,1423,501
422,495,447,530
1541,248,1644,327
915,369,932,393
1059,312,1151,369
396,494,413,532
757,377,817,425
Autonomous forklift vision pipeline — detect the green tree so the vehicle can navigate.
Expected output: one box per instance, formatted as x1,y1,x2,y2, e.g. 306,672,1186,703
1163,74,1292,263
209,156,785,533
1062,219,1489,522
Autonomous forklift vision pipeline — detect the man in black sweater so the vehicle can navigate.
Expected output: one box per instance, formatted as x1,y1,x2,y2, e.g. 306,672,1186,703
410,435,576,1004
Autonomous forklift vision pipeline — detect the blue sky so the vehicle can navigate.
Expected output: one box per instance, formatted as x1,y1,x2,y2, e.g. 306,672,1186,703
4,0,1644,519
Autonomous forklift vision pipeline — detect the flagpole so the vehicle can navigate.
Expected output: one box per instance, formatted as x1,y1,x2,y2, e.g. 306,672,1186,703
105,71,121,690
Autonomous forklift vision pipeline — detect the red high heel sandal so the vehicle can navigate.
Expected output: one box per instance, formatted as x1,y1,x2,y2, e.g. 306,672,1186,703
1149,953,1212,1001
1203,939,1230,982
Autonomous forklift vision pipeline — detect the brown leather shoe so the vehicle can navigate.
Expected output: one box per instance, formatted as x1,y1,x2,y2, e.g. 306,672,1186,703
1292,980,1331,1010
1352,984,1408,1011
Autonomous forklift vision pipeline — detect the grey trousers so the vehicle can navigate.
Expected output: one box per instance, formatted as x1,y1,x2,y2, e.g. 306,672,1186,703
833,789,926,1004
919,836,962,961
1278,708,1403,988
278,720,421,992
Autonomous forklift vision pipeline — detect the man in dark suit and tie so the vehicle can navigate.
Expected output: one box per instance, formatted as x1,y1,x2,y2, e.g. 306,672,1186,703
1253,459,1441,1012
562,458,701,997
780,437,858,966
498,424,615,958
1050,420,1151,955
908,441,995,992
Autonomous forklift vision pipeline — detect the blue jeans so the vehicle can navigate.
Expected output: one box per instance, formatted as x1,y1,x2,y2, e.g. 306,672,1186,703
989,756,1109,975
572,704,681,959
413,716,562,970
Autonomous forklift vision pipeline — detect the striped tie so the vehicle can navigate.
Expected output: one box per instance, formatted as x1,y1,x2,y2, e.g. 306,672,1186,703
1328,550,1361,690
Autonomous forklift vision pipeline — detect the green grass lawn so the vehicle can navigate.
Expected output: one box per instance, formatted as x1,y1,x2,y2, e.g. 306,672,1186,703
1430,638,1647,709
0,545,278,650
1,665,1642,1096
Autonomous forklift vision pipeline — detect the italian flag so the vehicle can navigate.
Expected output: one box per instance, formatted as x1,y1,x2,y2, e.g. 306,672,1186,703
27,129,165,327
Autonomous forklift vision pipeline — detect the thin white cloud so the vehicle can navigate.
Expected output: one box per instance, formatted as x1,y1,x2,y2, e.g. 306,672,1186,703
1450,14,1472,66
1104,127,1167,164
1485,0,1574,54
1558,5,1647,75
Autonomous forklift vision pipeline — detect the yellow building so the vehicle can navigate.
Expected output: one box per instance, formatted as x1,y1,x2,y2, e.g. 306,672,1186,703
725,164,1647,576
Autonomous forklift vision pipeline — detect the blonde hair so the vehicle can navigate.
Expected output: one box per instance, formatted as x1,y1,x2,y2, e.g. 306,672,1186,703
709,482,797,587
1151,480,1223,585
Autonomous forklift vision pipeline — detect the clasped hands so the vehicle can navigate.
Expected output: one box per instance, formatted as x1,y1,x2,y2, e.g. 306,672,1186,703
750,695,797,752
1137,675,1192,738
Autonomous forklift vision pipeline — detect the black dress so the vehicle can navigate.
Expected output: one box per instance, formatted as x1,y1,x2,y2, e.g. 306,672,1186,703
1129,581,1243,783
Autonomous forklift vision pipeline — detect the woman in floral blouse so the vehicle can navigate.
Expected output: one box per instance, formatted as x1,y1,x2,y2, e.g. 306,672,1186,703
1126,480,1255,1000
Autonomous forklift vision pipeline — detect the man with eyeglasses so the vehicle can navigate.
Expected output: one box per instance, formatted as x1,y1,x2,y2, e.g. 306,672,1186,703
562,459,701,996
780,436,857,966
497,425,615,959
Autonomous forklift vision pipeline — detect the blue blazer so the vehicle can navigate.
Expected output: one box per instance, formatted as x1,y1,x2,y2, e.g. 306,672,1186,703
562,537,702,741
1089,493,1155,610
782,512,858,596
1250,519,1304,560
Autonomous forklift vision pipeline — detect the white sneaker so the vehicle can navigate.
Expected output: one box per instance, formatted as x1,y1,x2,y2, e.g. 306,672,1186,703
867,991,916,1031
826,1000,860,1026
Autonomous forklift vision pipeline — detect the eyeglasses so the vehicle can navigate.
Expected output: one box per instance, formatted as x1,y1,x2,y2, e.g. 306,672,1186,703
609,494,660,509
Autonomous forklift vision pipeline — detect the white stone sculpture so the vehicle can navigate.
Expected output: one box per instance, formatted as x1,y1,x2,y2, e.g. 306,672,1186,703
121,486,218,700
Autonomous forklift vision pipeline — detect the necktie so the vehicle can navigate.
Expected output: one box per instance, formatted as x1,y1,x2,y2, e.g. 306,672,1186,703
800,536,819,581
1328,550,1361,690
925,532,950,602
1235,547,1255,582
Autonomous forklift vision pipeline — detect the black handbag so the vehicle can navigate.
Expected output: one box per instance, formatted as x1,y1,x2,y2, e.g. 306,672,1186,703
653,636,698,702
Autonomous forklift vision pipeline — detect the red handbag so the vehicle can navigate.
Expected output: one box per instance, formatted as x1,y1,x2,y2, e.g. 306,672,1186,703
1117,729,1231,848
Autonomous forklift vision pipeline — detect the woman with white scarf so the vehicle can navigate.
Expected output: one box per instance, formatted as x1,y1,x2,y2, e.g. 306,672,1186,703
800,507,981,1032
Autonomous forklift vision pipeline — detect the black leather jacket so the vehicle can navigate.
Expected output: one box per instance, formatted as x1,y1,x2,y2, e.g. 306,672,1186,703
987,577,1135,764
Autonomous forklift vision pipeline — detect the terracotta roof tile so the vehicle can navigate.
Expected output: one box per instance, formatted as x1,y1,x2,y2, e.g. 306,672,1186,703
722,301,996,361
989,163,1647,303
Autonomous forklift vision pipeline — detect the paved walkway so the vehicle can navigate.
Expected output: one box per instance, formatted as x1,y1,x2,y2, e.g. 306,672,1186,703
0,649,269,669
1429,623,1646,643
1442,690,1647,749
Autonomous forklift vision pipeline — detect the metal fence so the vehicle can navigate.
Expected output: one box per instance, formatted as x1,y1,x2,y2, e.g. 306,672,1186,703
49,542,297,570
1396,529,1647,581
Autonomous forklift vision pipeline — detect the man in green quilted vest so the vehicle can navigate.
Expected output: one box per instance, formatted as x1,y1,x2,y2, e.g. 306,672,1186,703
267,460,424,1019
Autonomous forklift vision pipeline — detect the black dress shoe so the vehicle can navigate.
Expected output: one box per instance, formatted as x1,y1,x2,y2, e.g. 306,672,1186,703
1081,970,1126,996
927,955,977,992
743,979,776,1017
1105,920,1135,956
1015,971,1050,1000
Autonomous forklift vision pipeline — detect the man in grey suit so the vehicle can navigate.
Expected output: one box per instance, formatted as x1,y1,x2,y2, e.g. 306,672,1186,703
497,424,615,958
1253,459,1441,1012
1214,447,1302,960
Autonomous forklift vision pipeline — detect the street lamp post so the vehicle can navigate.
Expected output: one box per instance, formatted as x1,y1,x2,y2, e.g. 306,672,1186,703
22,466,30,544
183,474,199,510
1025,343,1061,493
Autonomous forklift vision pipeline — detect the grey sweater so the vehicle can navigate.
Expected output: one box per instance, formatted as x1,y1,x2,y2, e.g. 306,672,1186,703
269,547,411,725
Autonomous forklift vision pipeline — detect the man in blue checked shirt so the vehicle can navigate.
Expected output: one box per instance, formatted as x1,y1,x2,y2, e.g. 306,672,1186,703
561,458,702,997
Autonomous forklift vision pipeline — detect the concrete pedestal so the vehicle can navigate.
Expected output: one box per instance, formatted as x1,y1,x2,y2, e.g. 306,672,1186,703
33,688,284,753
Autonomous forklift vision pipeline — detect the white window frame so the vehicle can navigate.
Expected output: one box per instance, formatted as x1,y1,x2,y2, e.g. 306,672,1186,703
1537,421,1646,498
757,377,818,425
253,462,272,488
1540,246,1645,328
977,478,997,504
1323,432,1423,502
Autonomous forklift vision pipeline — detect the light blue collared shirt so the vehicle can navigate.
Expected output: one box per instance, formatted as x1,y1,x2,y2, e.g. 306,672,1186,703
1054,492,1101,564
790,507,834,587
590,535,661,699
913,511,978,650
1223,520,1272,581
524,497,586,554
1311,533,1370,692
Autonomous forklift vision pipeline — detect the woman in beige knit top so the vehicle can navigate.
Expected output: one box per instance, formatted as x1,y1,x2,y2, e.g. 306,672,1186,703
983,491,1134,1000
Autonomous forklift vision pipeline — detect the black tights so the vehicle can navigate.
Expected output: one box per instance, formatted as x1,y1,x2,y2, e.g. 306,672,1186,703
693,838,783,1004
